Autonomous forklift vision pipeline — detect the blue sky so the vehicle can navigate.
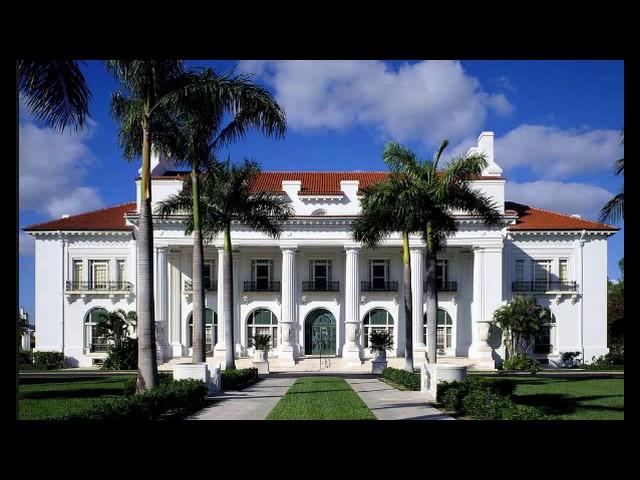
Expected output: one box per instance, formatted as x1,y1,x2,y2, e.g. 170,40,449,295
18,60,624,322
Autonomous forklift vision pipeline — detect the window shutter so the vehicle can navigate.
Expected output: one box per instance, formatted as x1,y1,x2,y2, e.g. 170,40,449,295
328,260,332,281
269,260,274,281
251,260,256,281
309,259,314,281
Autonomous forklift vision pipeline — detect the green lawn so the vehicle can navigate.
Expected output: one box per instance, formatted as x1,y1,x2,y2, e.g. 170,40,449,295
501,376,624,420
267,376,375,420
18,375,135,420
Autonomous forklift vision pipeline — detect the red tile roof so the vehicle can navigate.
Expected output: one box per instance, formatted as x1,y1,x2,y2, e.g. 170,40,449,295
23,202,136,232
505,202,618,231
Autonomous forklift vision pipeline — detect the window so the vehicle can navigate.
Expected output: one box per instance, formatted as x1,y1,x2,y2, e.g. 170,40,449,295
203,260,214,290
117,260,126,285
187,308,217,354
533,260,552,289
84,308,109,353
514,259,525,283
311,208,327,216
89,260,109,289
362,309,394,348
436,259,448,289
247,309,278,348
559,259,569,284
369,259,389,290
252,260,273,290
533,325,552,354
424,309,453,354
310,259,332,290
73,259,84,283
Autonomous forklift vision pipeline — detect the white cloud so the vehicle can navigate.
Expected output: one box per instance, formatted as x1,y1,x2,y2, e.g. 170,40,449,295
19,231,35,256
506,181,613,220
495,124,623,178
239,60,513,145
19,120,104,218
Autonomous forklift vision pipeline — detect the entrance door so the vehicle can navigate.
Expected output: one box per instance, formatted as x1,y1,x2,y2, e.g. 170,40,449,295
304,309,336,355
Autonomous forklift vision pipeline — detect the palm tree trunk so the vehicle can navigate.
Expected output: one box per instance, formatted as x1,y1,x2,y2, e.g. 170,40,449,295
136,118,158,391
402,233,413,372
191,166,206,363
425,228,438,364
223,224,236,369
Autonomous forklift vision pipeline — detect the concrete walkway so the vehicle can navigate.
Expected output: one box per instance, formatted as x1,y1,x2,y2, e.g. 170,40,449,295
188,375,297,420
344,376,453,420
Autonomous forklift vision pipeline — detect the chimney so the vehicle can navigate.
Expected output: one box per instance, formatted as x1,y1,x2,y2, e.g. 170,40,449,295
61,214,70,218
570,214,581,218
476,131,503,176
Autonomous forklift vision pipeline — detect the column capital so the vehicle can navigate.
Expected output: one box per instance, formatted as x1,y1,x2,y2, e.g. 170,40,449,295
344,244,361,252
280,245,298,253
409,246,426,254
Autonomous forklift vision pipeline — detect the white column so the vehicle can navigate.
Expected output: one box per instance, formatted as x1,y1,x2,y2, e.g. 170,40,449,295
233,251,242,358
155,247,169,363
280,247,297,365
343,246,362,366
214,247,226,360
410,247,427,362
168,252,183,357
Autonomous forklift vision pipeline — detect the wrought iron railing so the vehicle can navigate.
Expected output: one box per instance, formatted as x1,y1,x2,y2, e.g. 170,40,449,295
424,280,458,292
66,281,133,292
512,281,577,292
184,279,218,292
360,281,399,292
243,281,281,292
302,281,339,292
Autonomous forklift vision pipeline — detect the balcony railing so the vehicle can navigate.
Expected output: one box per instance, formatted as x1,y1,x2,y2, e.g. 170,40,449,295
184,279,218,292
302,281,340,292
66,281,133,292
512,281,577,292
361,281,398,292
243,281,281,292
424,280,458,292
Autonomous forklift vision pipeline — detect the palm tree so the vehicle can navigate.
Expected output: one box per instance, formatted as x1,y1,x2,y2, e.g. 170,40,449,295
157,159,293,369
18,60,91,131
373,141,502,367
599,130,624,224
157,68,286,363
95,310,137,349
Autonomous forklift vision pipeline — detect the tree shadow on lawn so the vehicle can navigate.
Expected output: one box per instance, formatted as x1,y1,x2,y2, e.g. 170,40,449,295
513,393,624,416
19,376,131,386
20,386,128,400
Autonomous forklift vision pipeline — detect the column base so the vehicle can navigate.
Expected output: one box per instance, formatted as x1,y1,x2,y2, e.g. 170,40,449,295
278,348,296,367
343,347,362,368
171,342,184,358
468,346,495,369
213,344,226,363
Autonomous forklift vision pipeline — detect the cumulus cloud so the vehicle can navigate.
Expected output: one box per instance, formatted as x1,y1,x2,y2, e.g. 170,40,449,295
506,181,613,220
19,120,104,218
239,60,513,145
19,231,35,256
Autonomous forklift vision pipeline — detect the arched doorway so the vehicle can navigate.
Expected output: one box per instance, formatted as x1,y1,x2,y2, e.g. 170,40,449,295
304,309,336,355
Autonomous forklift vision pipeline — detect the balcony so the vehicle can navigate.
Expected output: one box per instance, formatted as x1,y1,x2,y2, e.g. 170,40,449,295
243,281,281,292
184,279,218,293
66,281,133,293
424,280,458,292
361,281,398,292
511,281,578,292
302,281,339,292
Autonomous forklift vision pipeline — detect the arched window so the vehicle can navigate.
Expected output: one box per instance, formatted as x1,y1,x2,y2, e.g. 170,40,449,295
423,309,453,353
362,309,394,348
187,308,216,354
84,308,109,353
247,309,278,348
311,208,327,216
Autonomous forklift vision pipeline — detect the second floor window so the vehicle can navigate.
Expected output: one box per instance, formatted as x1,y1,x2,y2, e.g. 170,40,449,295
436,259,448,289
310,260,331,289
117,260,126,284
203,260,215,290
73,259,84,283
89,260,109,289
514,259,525,283
252,259,273,290
559,259,569,284
533,260,552,287
369,259,389,289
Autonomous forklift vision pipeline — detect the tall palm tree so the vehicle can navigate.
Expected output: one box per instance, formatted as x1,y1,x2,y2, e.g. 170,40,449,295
157,68,286,363
599,130,624,224
383,141,503,365
157,159,293,369
18,60,91,132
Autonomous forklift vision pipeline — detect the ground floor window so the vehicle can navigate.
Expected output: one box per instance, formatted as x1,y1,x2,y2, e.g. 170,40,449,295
247,308,278,348
533,325,552,354
84,308,109,353
424,309,453,354
362,308,394,348
187,308,217,354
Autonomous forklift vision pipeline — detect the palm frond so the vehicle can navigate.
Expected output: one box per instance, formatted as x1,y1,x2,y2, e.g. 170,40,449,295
599,192,624,224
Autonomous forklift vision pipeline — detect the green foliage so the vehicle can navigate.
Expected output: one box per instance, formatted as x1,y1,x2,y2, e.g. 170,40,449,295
585,342,624,369
462,389,512,420
124,372,172,395
607,268,624,345
599,130,623,224
369,329,394,352
32,351,66,370
560,351,582,368
250,334,273,351
382,367,420,391
18,350,33,365
102,338,138,370
492,296,554,359
501,404,550,420
437,377,517,412
95,309,137,349
69,378,207,420
502,354,541,374
221,368,258,390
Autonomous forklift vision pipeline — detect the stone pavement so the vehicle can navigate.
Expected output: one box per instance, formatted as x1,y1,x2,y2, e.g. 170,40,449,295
344,375,454,420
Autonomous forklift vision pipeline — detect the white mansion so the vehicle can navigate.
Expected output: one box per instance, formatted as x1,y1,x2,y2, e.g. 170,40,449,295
25,132,617,370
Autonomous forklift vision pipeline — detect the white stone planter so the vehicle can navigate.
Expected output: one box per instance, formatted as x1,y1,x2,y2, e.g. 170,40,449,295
254,350,268,362
420,363,468,398
206,359,222,394
371,349,387,374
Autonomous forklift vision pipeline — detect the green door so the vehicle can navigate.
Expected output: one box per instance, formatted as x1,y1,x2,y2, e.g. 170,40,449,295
305,310,336,355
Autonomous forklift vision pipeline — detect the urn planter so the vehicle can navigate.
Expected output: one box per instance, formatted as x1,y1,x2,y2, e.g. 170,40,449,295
252,349,270,374
371,349,388,374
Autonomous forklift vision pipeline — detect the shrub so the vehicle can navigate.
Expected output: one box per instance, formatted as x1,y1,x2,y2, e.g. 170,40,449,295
437,377,517,412
123,372,173,395
382,367,420,391
503,354,540,374
102,338,138,370
560,351,582,368
221,368,258,390
32,351,65,370
462,389,512,420
501,404,549,420
71,378,207,420
250,334,272,351
18,350,33,365
369,330,394,353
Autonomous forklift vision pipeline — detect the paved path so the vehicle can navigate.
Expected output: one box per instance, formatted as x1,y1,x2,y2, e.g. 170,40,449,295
188,375,297,420
344,376,453,420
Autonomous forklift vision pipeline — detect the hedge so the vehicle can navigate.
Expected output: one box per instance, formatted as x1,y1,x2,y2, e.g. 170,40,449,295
68,378,207,420
221,368,258,390
18,350,33,365
382,367,420,391
32,351,65,370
